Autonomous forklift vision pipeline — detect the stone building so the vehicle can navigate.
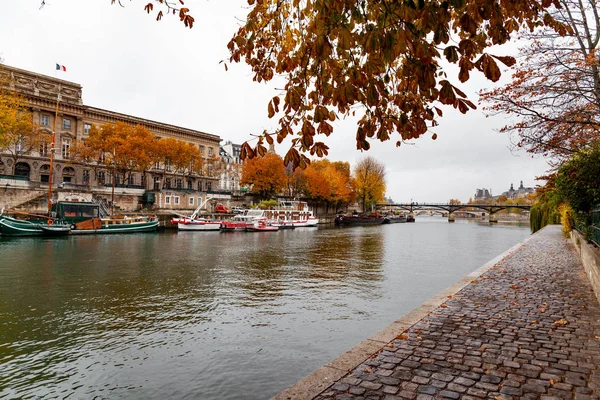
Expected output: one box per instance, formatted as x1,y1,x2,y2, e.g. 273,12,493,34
474,188,492,201
0,64,225,211
501,180,535,200
218,141,244,194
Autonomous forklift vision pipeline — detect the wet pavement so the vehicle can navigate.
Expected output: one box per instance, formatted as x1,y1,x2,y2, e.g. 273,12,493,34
282,226,600,399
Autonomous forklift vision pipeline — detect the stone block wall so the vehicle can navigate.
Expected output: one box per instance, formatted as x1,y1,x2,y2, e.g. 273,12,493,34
571,229,600,304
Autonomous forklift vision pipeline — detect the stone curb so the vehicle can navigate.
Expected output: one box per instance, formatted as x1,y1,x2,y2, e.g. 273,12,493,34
273,230,540,400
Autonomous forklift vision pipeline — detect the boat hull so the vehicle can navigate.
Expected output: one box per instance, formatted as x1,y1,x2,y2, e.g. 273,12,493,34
71,220,159,234
40,225,72,236
220,221,250,232
334,215,385,226
383,216,407,224
0,216,45,236
177,221,222,231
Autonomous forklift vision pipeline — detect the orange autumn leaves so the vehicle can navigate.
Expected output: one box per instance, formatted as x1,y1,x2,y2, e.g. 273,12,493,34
241,152,363,207
71,121,203,180
125,0,566,168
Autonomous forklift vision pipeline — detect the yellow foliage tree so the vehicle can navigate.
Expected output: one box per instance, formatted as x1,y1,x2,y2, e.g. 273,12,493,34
0,81,41,174
353,156,386,212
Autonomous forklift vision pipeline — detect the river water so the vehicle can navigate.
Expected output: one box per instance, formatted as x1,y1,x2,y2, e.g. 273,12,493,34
0,216,529,399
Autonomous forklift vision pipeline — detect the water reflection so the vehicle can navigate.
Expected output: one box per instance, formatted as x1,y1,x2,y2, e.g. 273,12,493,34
0,219,530,399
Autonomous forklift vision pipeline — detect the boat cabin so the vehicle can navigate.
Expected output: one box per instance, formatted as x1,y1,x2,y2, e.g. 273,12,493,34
52,202,100,223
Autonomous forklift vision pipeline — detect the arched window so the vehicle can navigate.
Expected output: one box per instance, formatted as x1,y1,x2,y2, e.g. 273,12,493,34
62,167,75,183
14,162,31,179
40,164,50,183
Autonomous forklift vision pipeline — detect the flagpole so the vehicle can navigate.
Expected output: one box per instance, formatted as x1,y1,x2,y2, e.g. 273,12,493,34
47,88,59,214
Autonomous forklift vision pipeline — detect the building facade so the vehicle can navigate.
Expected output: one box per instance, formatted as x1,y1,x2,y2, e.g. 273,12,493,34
0,64,226,211
218,141,243,194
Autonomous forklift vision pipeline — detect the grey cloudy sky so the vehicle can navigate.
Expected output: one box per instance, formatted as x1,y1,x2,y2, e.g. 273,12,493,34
1,0,550,202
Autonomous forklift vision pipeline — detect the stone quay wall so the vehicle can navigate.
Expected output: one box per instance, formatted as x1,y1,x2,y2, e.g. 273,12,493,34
571,229,600,305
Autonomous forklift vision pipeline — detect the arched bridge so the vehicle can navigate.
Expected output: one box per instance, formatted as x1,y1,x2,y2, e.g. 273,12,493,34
377,203,531,222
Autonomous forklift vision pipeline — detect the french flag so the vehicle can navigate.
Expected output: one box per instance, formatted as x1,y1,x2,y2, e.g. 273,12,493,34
55,63,66,72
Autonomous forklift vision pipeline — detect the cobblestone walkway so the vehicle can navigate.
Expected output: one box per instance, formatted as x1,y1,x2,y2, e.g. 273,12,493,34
314,226,600,400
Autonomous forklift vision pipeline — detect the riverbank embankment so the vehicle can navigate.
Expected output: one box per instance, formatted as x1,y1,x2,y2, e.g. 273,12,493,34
276,225,600,399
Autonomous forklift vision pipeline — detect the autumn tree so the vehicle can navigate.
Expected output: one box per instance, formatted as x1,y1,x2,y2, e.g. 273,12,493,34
84,122,157,185
113,0,567,168
482,0,599,159
353,156,386,212
241,151,286,199
449,199,461,205
284,163,307,199
304,160,332,207
0,81,41,174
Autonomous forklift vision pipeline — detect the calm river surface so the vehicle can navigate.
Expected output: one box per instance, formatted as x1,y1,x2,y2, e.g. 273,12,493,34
0,217,530,399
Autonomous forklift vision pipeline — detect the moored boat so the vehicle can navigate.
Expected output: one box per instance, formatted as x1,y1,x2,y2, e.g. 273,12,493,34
245,218,279,232
172,196,223,231
176,217,222,231
0,208,71,237
334,213,385,226
57,202,158,234
220,213,257,232
0,214,54,236
244,201,319,227
383,215,407,224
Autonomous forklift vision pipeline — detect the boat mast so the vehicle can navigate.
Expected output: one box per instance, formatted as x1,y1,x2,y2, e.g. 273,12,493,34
111,146,115,215
47,88,60,214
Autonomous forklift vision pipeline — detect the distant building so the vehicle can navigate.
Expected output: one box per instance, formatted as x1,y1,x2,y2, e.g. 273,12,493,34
218,141,243,193
474,188,492,201
501,180,534,200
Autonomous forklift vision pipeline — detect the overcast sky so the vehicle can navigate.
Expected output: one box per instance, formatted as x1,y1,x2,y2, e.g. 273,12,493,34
1,0,551,202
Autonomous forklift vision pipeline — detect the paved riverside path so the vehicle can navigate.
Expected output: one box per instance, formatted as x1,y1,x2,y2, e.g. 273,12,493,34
279,226,600,400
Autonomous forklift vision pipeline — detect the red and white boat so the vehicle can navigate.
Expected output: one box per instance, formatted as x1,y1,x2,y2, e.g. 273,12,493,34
220,214,254,232
242,201,319,228
245,218,279,232
171,197,222,231
177,217,222,231
292,216,319,228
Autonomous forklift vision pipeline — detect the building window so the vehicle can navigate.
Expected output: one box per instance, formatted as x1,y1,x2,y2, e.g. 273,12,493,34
174,196,180,205
154,176,160,190
39,141,48,157
189,197,194,206
187,180,193,189
83,170,90,185
61,138,71,159
141,174,146,187
207,182,212,192
153,161,160,170
208,147,213,156
40,164,50,183
98,171,106,184
127,175,135,186
41,115,50,127
165,178,171,189
165,196,171,205
176,178,182,189
199,145,205,156
63,118,71,130
84,123,91,135
165,159,171,172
